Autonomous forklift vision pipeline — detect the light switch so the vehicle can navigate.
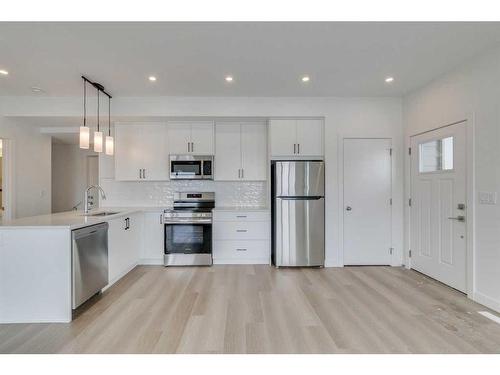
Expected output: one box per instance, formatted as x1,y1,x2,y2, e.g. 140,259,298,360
478,191,497,205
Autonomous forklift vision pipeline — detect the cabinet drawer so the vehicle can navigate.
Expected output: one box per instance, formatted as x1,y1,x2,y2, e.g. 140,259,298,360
213,221,270,240
213,240,270,262
213,210,270,222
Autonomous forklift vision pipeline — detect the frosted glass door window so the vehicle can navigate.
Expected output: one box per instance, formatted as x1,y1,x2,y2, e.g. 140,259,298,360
419,136,454,173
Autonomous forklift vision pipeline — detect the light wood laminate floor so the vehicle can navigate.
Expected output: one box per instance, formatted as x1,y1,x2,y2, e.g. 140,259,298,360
1,265,500,354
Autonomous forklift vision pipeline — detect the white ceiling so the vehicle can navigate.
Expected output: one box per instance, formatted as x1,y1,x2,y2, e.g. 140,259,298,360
1,22,500,97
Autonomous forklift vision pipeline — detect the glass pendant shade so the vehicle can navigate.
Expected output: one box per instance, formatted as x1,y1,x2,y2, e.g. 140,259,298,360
94,131,103,153
105,136,114,155
79,126,90,149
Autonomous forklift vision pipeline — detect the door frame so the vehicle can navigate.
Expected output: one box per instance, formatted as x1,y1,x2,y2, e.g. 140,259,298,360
407,118,475,297
339,137,394,267
0,138,14,221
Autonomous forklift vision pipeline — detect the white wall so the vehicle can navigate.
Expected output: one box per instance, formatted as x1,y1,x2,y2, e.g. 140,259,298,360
51,142,97,213
0,117,51,219
403,46,500,312
0,96,403,267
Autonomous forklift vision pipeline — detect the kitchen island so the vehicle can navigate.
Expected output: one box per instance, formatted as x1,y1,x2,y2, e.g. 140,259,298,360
0,209,147,323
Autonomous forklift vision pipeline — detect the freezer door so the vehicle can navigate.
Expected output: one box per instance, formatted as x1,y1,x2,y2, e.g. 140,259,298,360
274,197,325,266
275,161,324,197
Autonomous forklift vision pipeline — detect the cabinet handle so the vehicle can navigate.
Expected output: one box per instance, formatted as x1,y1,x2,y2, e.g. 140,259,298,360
238,169,241,179
298,143,300,154
143,169,146,179
139,169,142,179
236,229,247,232
187,142,190,152
236,248,247,251
236,215,247,218
191,142,194,152
160,214,163,224
241,169,244,179
294,143,296,154
125,217,130,230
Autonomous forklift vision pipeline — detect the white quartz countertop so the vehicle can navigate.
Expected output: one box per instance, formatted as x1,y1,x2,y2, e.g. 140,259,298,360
0,207,162,230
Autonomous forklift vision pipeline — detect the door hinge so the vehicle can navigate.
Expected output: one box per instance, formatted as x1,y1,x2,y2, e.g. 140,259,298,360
389,247,394,255
408,198,412,207
389,148,393,156
409,250,412,258
408,147,412,155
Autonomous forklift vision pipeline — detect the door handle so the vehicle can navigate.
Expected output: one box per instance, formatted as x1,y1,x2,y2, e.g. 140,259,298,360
448,215,465,222
346,206,352,211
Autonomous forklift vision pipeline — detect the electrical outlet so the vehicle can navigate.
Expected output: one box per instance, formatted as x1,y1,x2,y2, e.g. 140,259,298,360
478,191,497,205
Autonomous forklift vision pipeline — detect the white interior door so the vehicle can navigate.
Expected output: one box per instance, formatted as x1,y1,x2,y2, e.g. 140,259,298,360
241,122,267,180
215,122,242,180
344,138,392,265
410,122,467,292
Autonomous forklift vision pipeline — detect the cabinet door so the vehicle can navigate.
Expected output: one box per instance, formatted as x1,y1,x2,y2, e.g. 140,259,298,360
296,119,323,157
191,122,214,154
126,213,143,265
107,217,129,283
115,123,144,181
215,122,242,181
167,122,192,154
141,124,168,180
141,212,164,263
269,119,297,157
241,122,267,180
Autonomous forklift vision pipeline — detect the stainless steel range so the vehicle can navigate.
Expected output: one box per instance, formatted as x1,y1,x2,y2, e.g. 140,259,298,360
163,192,215,266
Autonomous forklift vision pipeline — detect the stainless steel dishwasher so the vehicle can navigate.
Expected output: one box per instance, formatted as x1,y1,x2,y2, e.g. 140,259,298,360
72,222,109,309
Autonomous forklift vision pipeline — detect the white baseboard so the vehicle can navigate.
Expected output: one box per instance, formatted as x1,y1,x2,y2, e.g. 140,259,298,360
324,259,343,267
473,291,500,313
139,258,164,265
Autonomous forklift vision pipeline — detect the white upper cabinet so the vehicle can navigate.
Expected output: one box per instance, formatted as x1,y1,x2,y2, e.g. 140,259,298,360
241,123,267,181
167,121,214,155
269,119,296,157
215,122,241,180
269,118,324,158
115,122,168,181
215,121,267,181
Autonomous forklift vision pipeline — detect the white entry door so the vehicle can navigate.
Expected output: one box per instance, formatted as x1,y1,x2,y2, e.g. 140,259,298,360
343,138,392,265
410,121,467,292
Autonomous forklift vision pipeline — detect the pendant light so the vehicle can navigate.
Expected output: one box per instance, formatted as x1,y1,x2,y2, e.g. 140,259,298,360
93,89,103,153
105,96,114,155
79,79,89,149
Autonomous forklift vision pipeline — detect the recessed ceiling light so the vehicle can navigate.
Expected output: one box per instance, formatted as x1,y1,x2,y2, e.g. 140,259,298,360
225,76,234,82
385,76,394,83
148,76,157,82
301,76,310,83
0,69,8,75
31,86,44,93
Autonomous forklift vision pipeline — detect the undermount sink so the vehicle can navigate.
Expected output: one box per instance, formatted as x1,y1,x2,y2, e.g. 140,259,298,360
82,211,121,217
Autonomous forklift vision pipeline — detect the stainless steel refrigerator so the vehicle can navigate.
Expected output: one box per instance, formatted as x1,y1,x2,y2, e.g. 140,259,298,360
271,161,325,267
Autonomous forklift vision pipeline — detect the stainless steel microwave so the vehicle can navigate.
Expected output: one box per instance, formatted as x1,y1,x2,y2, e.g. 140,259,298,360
170,155,214,180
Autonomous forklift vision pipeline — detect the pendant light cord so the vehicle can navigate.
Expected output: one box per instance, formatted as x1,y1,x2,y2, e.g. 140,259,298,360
108,97,111,136
83,79,87,127
97,89,100,131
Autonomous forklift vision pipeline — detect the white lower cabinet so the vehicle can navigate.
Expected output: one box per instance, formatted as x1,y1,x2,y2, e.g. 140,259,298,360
212,209,270,265
141,211,165,264
107,212,143,285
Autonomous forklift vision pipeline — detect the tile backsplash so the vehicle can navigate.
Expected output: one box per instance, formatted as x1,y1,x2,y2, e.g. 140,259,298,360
100,178,268,208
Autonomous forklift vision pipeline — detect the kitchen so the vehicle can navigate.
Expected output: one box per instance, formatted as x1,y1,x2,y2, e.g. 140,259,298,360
2,20,500,360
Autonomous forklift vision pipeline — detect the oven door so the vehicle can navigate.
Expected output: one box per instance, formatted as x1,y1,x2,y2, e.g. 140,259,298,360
164,223,212,254
170,160,203,179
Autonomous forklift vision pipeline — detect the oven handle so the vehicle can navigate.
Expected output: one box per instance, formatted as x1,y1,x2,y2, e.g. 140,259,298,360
163,219,212,224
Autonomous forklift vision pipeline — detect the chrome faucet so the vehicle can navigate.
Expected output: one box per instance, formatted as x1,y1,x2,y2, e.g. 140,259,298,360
84,185,107,214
